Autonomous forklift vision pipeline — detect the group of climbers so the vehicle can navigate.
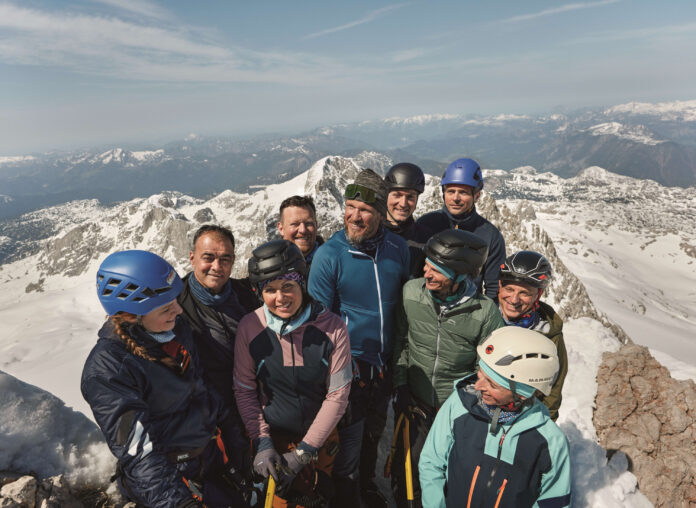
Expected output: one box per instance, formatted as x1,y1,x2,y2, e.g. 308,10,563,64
81,157,571,508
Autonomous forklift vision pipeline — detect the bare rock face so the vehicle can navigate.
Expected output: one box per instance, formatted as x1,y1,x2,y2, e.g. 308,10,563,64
0,475,89,508
594,344,696,507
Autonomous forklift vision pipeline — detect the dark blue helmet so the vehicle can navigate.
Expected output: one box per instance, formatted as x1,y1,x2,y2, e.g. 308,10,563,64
441,158,483,192
97,250,182,316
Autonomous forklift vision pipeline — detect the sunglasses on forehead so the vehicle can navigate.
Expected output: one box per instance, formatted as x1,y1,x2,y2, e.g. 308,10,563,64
344,183,377,203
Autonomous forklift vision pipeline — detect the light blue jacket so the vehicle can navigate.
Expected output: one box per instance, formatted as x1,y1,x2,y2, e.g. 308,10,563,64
308,229,410,366
419,376,571,508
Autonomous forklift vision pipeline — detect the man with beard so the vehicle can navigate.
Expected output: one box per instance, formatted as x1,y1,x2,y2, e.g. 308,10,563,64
177,225,258,502
383,162,429,278
277,195,324,273
308,169,410,508
416,158,505,300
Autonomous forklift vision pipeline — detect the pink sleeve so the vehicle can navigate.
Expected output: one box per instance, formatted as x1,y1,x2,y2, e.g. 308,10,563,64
233,310,271,441
302,315,352,449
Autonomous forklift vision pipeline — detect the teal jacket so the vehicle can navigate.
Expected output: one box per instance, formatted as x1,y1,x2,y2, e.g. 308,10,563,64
419,376,571,508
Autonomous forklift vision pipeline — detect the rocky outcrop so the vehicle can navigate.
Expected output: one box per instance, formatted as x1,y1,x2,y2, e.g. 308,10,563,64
594,344,696,507
0,475,84,508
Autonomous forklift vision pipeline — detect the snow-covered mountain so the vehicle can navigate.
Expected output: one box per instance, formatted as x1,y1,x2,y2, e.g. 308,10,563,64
2,156,695,506
2,99,695,220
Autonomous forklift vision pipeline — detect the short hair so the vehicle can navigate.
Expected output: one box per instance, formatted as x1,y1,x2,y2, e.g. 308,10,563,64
192,224,235,250
279,195,316,221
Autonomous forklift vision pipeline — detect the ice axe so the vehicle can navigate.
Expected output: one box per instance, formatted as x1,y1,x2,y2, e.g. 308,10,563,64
264,475,276,508
403,417,415,507
384,412,405,478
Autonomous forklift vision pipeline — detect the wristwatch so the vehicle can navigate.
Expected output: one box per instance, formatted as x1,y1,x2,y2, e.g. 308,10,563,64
294,447,317,465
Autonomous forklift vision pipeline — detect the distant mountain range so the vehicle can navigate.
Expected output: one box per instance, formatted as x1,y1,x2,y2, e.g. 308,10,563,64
0,99,694,218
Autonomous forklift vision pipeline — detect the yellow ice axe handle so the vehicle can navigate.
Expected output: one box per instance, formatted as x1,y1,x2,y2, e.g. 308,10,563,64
264,475,276,508
403,417,415,506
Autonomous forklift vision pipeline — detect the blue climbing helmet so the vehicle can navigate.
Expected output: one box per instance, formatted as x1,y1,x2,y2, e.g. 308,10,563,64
96,250,183,316
441,158,483,192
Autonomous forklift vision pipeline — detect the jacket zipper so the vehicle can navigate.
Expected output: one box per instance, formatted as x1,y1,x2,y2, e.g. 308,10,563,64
480,428,508,507
430,308,445,406
347,249,385,357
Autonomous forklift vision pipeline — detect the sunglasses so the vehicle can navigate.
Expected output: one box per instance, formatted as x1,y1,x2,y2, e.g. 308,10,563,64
345,183,377,203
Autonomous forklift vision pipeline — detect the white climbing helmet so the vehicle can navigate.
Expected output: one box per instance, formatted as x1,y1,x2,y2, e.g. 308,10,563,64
477,327,559,396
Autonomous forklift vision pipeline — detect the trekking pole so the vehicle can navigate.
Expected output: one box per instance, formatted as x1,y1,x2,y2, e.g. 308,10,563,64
264,475,276,508
403,417,415,507
384,412,405,478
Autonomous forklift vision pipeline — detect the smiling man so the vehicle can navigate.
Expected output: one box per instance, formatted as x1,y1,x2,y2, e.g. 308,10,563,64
498,250,568,421
308,168,410,508
277,195,324,272
391,229,504,508
416,158,506,300
383,162,429,278
176,225,259,496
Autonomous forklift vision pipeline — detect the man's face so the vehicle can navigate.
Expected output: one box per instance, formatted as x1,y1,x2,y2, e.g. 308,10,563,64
498,281,541,320
443,184,479,216
278,206,317,256
423,260,455,295
189,233,235,294
344,199,381,244
387,189,419,224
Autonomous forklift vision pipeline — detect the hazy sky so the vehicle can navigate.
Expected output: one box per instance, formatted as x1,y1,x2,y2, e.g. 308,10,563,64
1,0,695,154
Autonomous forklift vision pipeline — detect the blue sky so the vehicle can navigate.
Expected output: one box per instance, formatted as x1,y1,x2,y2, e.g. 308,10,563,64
1,0,695,154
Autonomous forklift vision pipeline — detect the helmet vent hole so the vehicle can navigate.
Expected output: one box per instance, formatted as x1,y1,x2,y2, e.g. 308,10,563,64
107,278,121,287
132,296,145,302
102,288,113,296
153,286,171,295
116,292,129,300
125,283,139,292
97,275,104,282
526,353,539,359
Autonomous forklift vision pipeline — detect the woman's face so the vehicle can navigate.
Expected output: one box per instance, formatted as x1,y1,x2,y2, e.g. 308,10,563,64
262,279,303,319
474,369,516,406
140,299,182,333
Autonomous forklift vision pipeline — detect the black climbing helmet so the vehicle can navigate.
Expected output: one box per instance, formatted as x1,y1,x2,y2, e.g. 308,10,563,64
385,163,426,194
248,239,307,290
423,229,488,278
499,250,552,289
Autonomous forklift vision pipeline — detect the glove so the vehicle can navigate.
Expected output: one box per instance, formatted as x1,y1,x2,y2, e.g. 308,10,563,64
275,442,318,496
393,384,413,418
253,438,280,481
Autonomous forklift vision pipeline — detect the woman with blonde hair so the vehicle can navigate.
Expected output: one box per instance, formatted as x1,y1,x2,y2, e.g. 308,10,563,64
82,250,252,507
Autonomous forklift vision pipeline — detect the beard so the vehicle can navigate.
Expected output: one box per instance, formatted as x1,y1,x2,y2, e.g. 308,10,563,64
344,216,380,246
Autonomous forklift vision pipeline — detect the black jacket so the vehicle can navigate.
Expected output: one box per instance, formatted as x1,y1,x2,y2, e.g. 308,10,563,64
415,208,506,300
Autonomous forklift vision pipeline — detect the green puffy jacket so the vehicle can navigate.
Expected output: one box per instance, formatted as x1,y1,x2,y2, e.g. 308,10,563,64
534,301,568,421
393,278,505,409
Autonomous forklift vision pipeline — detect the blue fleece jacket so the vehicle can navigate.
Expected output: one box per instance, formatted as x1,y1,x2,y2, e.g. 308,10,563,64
307,228,410,366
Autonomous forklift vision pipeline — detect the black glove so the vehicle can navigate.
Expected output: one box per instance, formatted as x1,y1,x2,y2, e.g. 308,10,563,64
393,384,413,418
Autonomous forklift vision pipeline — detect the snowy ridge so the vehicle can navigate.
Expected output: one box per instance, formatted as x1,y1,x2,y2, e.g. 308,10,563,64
586,122,665,145
0,155,35,165
605,100,696,121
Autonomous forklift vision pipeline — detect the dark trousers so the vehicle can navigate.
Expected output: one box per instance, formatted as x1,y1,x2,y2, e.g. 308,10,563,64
331,359,392,508
391,400,436,508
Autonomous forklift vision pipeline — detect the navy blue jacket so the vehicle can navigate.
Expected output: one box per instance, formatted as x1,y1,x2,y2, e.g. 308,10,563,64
415,207,506,300
308,229,410,366
81,319,227,508
384,216,429,279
